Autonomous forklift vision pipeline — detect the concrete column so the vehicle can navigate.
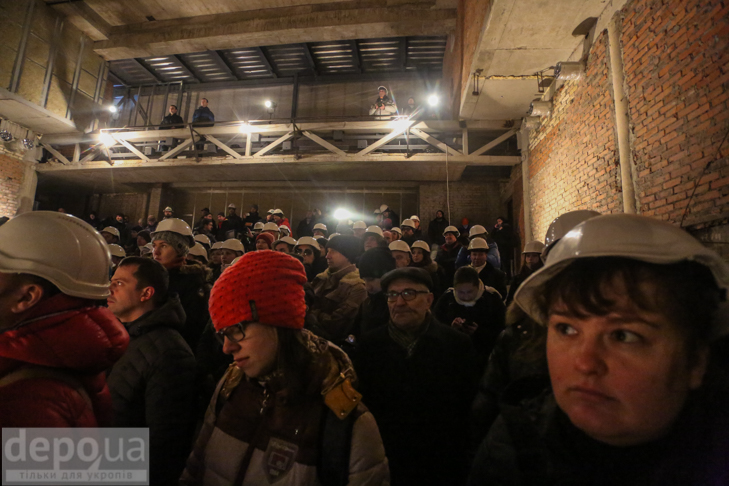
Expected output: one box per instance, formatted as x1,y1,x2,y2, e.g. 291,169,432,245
518,128,533,243
148,184,163,219
607,17,637,214
15,162,37,215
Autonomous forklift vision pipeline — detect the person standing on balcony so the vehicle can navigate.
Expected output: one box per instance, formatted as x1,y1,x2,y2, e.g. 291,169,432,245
369,86,398,118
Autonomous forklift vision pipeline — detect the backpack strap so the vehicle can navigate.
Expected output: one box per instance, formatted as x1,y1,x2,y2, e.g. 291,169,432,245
0,366,93,410
317,377,361,486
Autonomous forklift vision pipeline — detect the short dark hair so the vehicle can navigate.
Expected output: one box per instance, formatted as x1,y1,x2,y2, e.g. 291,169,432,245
14,274,61,299
118,257,169,306
454,266,480,287
170,104,178,110
201,98,208,102
137,230,152,244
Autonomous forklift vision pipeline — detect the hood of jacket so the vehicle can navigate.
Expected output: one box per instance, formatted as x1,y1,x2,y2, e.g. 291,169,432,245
124,294,186,338
0,294,129,375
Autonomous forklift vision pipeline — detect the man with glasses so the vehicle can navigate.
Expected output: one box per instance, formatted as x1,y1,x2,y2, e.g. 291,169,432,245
354,267,478,486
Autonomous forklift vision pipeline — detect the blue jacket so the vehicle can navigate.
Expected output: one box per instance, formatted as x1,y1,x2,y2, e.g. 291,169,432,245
455,241,501,270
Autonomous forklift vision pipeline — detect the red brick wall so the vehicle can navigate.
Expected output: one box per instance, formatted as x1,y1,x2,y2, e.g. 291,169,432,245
624,0,729,226
527,0,729,241
0,154,25,217
528,31,621,240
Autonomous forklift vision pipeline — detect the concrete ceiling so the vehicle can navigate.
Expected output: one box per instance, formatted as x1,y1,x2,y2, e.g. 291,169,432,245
46,0,457,60
0,89,78,134
460,0,614,120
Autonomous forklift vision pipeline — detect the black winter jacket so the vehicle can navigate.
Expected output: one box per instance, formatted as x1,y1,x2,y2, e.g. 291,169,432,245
107,295,197,486
433,286,506,371
475,263,507,301
354,315,478,486
168,264,211,351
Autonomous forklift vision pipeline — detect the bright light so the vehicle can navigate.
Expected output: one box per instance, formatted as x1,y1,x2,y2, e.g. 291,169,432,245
99,132,115,147
391,116,411,132
108,105,118,113
333,208,351,220
427,95,439,107
239,122,251,134
264,100,272,108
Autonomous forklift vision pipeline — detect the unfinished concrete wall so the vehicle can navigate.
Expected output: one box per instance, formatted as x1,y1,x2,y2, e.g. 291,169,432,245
526,0,729,244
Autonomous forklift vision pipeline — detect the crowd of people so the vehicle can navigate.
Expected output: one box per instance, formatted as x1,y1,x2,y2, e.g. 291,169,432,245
0,203,727,486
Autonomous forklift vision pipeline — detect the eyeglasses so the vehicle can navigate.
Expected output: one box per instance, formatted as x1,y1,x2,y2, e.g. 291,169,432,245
215,322,250,344
384,289,430,302
295,248,314,256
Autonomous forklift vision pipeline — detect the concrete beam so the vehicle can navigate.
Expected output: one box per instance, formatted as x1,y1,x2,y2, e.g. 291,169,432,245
50,1,112,41
93,6,456,60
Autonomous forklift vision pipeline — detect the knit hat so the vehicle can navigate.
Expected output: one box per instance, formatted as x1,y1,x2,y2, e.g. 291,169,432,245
209,251,307,330
358,247,396,279
152,230,190,257
326,235,362,263
256,232,275,248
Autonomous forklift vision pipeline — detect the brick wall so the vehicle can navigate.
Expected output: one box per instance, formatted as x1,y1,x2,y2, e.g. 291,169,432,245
0,153,26,217
526,0,729,241
419,180,504,236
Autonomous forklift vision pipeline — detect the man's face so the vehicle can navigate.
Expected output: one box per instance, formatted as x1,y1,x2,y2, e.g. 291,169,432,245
152,240,179,268
169,106,177,114
228,208,236,216
102,232,115,244
496,218,503,227
444,233,457,245
163,211,172,218
408,98,415,106
383,232,393,244
200,99,208,107
222,323,279,379
392,251,411,269
470,250,488,267
251,206,258,214
363,235,379,251
386,279,433,332
436,211,444,219
273,215,282,223
274,242,290,254
353,228,366,238
108,264,147,322
378,89,386,98
218,215,225,222
402,227,414,237
221,249,239,264
547,289,706,447
455,282,479,302
326,248,350,272
363,277,382,295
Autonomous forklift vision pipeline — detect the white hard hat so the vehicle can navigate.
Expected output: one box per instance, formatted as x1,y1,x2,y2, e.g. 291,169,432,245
164,206,173,212
468,238,489,251
141,242,153,254
211,241,225,250
313,223,328,232
410,215,420,222
221,238,245,253
469,225,488,238
443,226,460,236
276,236,297,247
544,210,601,249
267,209,275,214
273,209,284,216
108,244,126,259
391,227,402,235
374,209,382,215
401,219,416,229
515,213,729,338
101,226,120,238
263,222,280,232
227,203,236,209
188,243,209,262
389,240,411,253
0,212,112,300
365,225,383,237
353,221,367,230
194,234,211,246
295,236,321,251
379,204,388,212
523,240,546,254
253,222,265,231
328,233,341,240
279,226,291,235
151,218,195,247
411,240,430,253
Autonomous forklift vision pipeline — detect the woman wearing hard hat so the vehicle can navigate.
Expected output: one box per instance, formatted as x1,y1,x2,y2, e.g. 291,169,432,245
468,214,729,485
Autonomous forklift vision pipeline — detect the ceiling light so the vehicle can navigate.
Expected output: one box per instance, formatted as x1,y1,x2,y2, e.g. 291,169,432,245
99,132,115,147
427,95,439,107
333,208,351,220
264,100,273,108
108,105,118,113
0,130,12,142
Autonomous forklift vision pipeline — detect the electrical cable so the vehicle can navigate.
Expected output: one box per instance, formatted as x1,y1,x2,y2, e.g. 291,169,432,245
680,126,729,228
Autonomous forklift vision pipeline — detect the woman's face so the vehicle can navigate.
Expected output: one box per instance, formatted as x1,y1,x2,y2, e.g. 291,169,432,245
211,250,222,265
412,248,425,263
222,323,279,379
455,283,478,302
256,239,271,251
152,240,180,268
295,245,316,265
547,289,707,447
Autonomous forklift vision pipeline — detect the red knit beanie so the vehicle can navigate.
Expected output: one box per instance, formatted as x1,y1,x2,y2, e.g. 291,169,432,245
256,232,275,248
209,250,307,330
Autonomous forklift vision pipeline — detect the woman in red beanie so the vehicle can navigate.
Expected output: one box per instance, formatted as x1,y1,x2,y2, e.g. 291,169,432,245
255,231,275,250
181,251,389,485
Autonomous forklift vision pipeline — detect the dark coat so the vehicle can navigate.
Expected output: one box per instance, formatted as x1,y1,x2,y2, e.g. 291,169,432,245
505,263,542,306
192,106,215,124
107,295,197,486
427,216,450,246
475,263,507,301
354,315,479,486
296,217,315,238
468,381,729,486
436,242,462,288
355,291,390,337
160,113,184,128
433,287,506,371
168,264,211,351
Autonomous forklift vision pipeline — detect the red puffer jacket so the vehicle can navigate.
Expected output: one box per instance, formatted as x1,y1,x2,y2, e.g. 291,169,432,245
0,293,129,427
